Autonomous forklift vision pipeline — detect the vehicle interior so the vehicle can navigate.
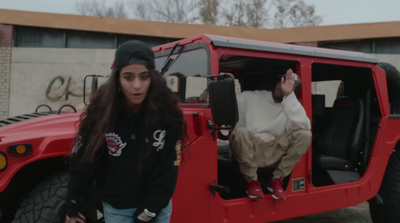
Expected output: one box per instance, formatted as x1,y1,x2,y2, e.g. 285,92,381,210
213,54,381,199
310,63,381,187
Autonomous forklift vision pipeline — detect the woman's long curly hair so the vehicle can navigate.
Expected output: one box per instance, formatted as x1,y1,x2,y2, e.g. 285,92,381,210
76,66,185,163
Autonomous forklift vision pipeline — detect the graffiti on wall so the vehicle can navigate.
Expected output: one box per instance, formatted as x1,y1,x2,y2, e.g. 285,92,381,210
46,76,83,102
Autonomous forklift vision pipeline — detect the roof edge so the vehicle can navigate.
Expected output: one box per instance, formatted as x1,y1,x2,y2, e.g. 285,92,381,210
0,9,399,43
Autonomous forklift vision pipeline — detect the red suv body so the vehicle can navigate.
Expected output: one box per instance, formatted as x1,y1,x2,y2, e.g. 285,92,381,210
1,34,400,223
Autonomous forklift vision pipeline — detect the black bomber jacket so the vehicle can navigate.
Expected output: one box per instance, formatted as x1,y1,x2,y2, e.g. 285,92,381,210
65,110,182,218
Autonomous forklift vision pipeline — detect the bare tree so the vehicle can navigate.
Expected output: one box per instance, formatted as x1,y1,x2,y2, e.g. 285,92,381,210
134,2,150,21
246,0,268,28
199,0,220,25
273,0,322,28
75,0,128,18
75,0,322,28
130,0,199,23
220,0,268,28
221,0,246,27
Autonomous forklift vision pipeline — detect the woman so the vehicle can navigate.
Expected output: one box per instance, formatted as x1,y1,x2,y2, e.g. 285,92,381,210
65,40,185,223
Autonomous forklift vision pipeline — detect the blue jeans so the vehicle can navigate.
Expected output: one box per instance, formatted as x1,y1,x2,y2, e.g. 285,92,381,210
102,200,172,223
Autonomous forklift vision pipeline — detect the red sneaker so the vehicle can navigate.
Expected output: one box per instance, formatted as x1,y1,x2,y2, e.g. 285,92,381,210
268,177,286,200
247,180,264,200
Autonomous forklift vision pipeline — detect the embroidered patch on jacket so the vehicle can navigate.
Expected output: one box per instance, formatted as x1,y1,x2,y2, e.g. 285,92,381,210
72,136,82,154
174,140,182,166
153,129,166,151
105,133,127,156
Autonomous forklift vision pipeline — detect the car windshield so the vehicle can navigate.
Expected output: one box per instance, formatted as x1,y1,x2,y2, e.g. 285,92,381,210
155,48,209,103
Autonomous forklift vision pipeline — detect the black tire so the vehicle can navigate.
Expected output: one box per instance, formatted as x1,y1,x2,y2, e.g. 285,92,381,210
12,172,102,223
377,62,400,114
369,148,400,223
12,172,69,223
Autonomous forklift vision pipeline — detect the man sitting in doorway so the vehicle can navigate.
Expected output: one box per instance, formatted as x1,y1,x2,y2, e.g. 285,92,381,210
229,69,311,200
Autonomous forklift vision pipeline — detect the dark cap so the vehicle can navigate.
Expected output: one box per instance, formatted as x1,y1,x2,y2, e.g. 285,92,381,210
111,40,155,69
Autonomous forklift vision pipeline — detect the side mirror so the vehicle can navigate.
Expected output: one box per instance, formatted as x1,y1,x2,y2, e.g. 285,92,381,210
208,73,238,128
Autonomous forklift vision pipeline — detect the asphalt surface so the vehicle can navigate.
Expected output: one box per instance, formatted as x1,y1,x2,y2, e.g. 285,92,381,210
274,202,372,223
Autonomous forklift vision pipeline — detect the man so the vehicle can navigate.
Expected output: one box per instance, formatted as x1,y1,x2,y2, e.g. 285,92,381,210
229,69,311,200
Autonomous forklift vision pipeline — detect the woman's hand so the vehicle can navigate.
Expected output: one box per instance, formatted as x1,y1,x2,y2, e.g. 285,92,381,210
65,213,86,223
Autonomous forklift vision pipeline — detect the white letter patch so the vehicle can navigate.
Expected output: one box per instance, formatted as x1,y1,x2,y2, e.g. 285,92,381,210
153,130,166,151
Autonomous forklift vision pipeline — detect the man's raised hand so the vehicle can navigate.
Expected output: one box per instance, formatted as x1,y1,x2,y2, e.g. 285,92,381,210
281,69,295,96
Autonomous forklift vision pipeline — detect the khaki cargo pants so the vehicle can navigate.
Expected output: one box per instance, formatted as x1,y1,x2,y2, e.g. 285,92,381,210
229,127,312,182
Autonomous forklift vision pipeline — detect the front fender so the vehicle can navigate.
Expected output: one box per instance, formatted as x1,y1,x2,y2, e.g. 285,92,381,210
0,132,75,193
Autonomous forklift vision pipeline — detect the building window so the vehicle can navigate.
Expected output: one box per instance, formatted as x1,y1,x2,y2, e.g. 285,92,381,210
67,31,116,48
16,26,65,48
14,26,173,49
18,29,42,46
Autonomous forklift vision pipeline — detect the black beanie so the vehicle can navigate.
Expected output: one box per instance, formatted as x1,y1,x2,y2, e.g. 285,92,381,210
111,40,155,69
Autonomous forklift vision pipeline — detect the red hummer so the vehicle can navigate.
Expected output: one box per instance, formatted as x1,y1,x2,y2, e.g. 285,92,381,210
1,34,400,223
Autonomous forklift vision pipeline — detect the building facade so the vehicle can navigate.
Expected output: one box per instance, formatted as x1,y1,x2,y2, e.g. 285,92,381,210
0,9,399,118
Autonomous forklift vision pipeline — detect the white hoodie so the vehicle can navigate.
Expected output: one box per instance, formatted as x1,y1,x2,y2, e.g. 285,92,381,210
236,90,311,137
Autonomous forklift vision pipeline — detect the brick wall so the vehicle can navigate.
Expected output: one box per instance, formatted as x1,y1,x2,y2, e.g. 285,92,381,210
0,24,12,119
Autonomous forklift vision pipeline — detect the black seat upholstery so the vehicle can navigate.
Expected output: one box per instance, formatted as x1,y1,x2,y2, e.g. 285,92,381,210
312,94,326,141
315,97,365,171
